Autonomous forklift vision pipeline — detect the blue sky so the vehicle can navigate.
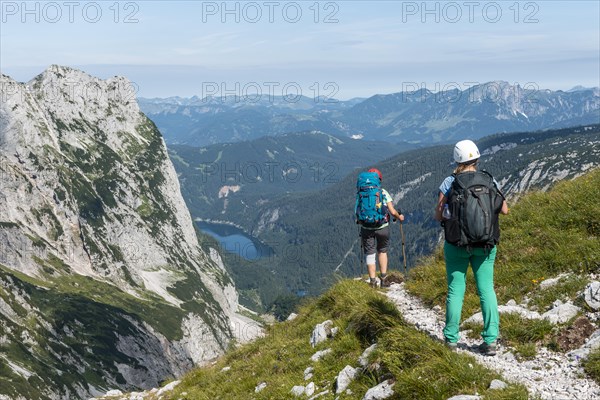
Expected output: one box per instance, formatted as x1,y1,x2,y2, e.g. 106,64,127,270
1,1,599,98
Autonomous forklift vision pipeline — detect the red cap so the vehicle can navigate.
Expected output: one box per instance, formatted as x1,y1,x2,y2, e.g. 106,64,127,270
368,168,382,180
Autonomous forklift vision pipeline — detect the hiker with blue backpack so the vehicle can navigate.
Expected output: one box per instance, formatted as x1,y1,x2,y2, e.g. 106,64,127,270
355,168,404,288
435,140,509,356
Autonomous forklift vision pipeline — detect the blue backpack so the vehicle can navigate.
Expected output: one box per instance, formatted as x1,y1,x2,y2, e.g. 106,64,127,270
355,172,388,228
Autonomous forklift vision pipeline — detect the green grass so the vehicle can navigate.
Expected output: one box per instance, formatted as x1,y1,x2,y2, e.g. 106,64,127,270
499,313,554,345
0,264,182,398
165,280,527,400
528,274,589,312
25,233,47,249
513,343,538,361
0,263,186,340
583,347,600,384
377,326,528,399
136,194,154,218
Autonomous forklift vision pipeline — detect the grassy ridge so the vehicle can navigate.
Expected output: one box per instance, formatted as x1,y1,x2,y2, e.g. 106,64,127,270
166,280,527,400
0,263,186,340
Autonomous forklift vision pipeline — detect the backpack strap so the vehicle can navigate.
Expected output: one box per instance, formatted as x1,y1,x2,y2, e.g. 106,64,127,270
481,169,506,199
452,172,467,191
480,169,494,179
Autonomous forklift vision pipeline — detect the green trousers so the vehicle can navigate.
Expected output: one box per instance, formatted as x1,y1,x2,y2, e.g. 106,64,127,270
443,242,499,344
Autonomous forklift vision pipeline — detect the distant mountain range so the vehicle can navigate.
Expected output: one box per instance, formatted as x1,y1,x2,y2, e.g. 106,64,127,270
139,82,599,146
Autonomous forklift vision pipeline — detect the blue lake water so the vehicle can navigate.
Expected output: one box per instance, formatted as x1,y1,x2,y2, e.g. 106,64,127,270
196,221,273,261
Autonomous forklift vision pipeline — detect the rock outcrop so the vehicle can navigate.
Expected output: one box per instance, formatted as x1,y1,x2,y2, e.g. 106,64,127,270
0,66,256,399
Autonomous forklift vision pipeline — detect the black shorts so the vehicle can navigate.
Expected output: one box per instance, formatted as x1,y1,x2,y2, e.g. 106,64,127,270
361,225,390,255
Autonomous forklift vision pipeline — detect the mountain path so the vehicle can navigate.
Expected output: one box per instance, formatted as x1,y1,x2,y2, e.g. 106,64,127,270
385,282,600,400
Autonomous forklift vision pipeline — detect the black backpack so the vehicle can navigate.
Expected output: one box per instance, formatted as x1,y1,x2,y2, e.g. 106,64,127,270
443,170,504,247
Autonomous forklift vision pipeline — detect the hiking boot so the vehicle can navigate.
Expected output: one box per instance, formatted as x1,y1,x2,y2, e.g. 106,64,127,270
479,341,497,356
380,275,390,288
445,339,458,351
369,278,378,289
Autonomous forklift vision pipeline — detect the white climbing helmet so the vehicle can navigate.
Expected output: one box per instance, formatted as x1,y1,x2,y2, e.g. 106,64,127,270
453,139,480,164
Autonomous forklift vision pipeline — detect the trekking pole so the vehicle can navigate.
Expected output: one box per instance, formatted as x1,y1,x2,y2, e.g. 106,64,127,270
400,222,407,278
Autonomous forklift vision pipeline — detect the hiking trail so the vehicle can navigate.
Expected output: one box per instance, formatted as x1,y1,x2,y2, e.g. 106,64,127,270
385,282,600,400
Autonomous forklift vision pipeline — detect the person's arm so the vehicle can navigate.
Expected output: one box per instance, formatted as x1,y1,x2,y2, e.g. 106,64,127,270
494,181,509,215
434,191,446,222
500,200,509,215
435,176,453,221
387,201,404,222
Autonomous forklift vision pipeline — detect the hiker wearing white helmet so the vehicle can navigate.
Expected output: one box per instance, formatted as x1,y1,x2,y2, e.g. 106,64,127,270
434,140,509,356
453,139,480,164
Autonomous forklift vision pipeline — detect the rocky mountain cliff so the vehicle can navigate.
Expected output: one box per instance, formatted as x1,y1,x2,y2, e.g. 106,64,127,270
0,66,258,399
